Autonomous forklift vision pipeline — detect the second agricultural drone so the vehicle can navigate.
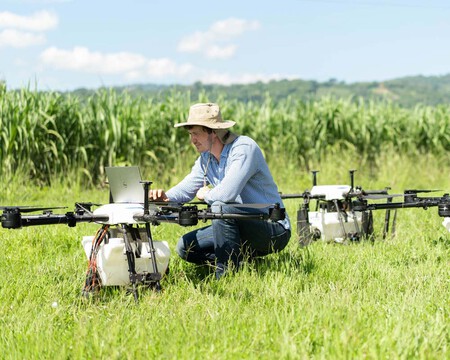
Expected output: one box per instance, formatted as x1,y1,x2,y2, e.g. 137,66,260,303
281,170,450,246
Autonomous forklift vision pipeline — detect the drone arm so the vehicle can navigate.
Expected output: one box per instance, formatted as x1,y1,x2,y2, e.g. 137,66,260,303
353,195,450,217
198,211,269,221
134,210,272,227
2,212,109,229
354,201,427,212
133,212,180,225
280,193,306,199
133,204,284,227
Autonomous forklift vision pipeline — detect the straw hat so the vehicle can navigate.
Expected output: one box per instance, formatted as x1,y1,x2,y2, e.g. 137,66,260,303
174,103,236,129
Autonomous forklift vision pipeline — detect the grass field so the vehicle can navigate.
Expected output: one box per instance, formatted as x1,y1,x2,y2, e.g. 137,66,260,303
1,153,449,359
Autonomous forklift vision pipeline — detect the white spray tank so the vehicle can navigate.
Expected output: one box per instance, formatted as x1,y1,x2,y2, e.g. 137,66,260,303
82,230,170,286
295,170,372,245
81,202,171,287
307,185,364,242
443,217,450,232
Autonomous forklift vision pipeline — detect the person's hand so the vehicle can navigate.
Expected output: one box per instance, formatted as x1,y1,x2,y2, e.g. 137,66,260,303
148,189,169,202
196,186,210,200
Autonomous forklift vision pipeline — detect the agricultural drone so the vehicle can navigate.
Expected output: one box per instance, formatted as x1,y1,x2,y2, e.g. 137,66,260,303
1,179,285,302
280,170,450,246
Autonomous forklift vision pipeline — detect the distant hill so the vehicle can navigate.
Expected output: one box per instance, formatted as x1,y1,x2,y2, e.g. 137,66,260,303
71,74,450,108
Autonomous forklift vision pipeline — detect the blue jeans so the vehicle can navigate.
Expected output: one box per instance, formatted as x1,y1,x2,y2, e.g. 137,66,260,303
175,202,291,278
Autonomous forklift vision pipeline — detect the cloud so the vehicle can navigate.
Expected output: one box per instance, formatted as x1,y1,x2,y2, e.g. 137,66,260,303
177,31,208,53
145,58,193,77
38,47,295,86
40,46,147,73
177,17,260,59
209,18,260,38
0,10,58,31
0,10,57,48
39,46,194,79
0,29,46,47
205,44,237,60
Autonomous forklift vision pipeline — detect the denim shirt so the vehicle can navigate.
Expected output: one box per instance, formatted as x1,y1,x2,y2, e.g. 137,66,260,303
166,135,290,230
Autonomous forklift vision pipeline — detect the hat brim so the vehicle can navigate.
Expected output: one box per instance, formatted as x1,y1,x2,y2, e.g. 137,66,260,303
174,120,236,129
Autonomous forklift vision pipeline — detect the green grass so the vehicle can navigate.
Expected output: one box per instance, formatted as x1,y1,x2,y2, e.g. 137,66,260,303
1,156,449,359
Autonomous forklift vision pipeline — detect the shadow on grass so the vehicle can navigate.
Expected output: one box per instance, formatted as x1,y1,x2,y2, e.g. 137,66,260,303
75,247,318,303
75,276,171,305
254,247,316,277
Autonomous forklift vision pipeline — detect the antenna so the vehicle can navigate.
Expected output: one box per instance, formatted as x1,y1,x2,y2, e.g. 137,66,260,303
349,169,357,191
311,170,319,186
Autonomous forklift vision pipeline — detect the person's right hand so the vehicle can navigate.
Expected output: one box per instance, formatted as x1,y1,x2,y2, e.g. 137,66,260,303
148,189,169,202
196,186,210,201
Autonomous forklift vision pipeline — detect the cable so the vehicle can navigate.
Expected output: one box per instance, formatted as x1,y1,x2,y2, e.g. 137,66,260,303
82,225,109,296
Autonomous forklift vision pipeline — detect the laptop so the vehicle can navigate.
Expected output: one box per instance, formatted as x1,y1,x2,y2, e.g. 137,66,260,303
105,166,145,203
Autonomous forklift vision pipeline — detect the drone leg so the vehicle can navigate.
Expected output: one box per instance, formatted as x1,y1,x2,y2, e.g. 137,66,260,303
141,180,162,291
297,203,312,246
361,211,374,240
334,200,347,241
383,198,393,239
145,222,162,292
122,225,139,302
351,210,362,240
391,209,398,237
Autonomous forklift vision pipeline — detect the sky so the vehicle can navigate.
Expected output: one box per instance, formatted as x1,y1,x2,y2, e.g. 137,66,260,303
1,0,450,91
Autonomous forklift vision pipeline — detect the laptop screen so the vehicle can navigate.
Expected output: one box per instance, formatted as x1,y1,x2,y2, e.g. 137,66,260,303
105,166,145,203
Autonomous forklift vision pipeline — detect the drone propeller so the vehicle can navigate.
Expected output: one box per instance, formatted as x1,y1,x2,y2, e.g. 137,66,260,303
360,194,405,200
76,202,102,207
360,190,443,201
404,189,441,194
0,205,67,213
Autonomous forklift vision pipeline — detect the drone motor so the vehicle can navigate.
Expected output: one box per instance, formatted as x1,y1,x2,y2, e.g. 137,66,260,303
1,208,22,229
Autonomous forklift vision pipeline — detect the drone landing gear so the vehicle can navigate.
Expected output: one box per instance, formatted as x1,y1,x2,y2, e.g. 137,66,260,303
296,199,375,245
126,273,162,299
123,180,164,303
297,203,320,246
81,223,165,302
122,223,162,303
361,210,374,240
382,197,398,239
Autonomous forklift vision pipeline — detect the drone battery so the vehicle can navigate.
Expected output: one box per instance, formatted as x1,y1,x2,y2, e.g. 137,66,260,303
81,236,170,286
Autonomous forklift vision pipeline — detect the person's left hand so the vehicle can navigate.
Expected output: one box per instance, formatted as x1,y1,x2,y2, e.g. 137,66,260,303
196,186,210,200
